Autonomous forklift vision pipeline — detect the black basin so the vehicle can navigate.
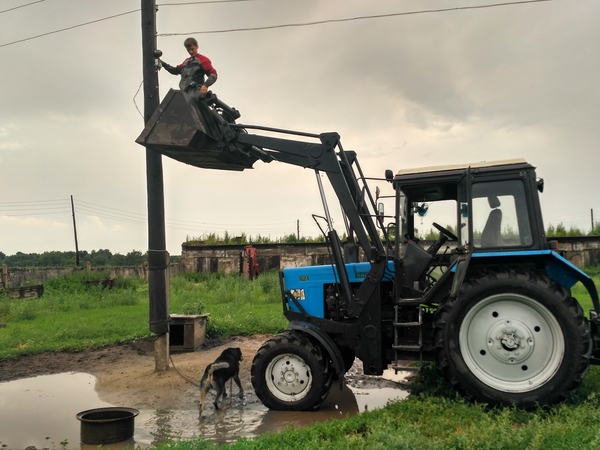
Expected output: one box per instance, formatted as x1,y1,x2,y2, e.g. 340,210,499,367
76,407,139,445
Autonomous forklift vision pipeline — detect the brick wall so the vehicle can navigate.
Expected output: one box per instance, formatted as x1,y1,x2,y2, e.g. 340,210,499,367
3,237,599,288
181,236,600,274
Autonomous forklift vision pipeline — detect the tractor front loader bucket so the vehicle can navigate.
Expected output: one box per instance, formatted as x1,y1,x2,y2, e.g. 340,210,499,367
136,89,258,171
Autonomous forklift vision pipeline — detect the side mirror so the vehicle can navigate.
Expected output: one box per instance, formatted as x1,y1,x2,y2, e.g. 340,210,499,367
385,169,394,182
537,178,544,193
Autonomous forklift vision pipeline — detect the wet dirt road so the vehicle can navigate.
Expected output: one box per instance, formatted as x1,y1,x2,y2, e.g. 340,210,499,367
0,368,409,449
0,336,411,448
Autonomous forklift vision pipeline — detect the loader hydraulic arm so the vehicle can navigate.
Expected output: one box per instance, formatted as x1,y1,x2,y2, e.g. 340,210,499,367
231,124,386,261
136,89,388,316
136,89,386,261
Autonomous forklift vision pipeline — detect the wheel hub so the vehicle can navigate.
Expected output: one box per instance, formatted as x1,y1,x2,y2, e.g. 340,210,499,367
458,293,564,392
266,354,312,399
280,362,301,384
488,319,534,364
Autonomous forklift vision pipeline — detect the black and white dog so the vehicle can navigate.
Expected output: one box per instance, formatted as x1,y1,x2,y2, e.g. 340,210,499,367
199,347,244,416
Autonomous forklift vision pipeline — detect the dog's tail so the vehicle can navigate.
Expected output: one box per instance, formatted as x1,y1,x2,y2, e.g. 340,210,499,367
200,361,230,390
208,361,229,375
200,361,231,415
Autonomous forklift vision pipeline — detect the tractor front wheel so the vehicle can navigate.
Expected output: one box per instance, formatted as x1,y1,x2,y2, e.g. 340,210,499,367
435,269,591,408
251,331,332,411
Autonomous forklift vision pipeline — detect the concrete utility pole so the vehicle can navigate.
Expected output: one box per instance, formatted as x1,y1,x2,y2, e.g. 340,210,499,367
141,0,170,371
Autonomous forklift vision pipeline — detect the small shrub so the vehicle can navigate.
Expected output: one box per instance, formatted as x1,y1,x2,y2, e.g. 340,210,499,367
12,303,38,321
180,301,206,315
0,299,10,320
408,362,455,399
180,272,225,283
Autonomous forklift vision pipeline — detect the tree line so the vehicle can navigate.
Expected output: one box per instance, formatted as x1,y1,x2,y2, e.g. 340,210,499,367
0,232,325,268
1,223,597,268
0,249,150,268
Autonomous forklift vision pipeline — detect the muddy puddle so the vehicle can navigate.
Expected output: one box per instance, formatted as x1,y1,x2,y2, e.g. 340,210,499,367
0,367,410,449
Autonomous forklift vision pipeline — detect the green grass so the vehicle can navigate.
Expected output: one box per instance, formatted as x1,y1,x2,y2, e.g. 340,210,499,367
2,267,597,359
0,271,287,359
572,271,600,317
157,364,600,450
170,271,287,337
2,268,600,448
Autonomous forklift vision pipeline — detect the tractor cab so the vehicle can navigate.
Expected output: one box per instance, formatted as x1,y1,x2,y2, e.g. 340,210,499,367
394,158,547,254
391,159,550,300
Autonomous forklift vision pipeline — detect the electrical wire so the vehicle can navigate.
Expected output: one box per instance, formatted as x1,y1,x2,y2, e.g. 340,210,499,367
1,0,553,48
0,199,69,205
73,198,294,229
158,0,553,36
133,80,145,119
60,198,301,236
0,0,45,15
0,199,71,216
0,8,140,48
75,199,147,219
0,210,72,217
159,0,261,5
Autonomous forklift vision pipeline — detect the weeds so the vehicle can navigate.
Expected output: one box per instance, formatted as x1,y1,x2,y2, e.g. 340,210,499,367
0,271,287,359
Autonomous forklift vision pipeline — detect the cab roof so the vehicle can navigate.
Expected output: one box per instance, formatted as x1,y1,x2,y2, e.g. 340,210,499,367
395,158,529,178
393,158,535,202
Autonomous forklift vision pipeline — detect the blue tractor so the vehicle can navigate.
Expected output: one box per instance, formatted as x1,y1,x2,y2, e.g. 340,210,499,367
138,90,600,410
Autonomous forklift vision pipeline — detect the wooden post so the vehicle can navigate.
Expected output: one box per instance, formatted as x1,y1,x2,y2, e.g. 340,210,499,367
141,0,169,371
71,195,80,266
1,264,8,289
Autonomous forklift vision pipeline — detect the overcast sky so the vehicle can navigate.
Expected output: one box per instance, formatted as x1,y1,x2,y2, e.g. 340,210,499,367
1,0,599,256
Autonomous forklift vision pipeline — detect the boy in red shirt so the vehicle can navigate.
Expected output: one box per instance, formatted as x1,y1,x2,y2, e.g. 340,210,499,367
161,37,219,130
162,37,218,97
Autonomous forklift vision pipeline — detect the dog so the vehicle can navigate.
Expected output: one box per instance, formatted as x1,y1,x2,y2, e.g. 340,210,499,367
199,347,244,416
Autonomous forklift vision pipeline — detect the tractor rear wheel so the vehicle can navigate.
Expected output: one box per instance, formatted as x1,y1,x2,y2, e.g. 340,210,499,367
434,269,591,409
251,331,332,410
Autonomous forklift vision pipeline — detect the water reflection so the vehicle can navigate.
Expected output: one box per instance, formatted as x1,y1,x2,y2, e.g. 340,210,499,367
0,372,110,449
0,371,409,448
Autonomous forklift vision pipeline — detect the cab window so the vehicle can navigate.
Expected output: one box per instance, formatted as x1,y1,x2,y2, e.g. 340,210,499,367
472,180,532,249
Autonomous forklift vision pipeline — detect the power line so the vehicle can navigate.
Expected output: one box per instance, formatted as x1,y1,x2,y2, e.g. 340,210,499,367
0,0,45,15
75,199,147,219
75,207,147,225
0,199,68,205
158,0,553,36
159,0,261,5
0,8,140,48
0,197,308,236
0,199,71,216
72,199,299,235
0,1,261,47
0,210,71,217
1,0,553,49
73,198,293,227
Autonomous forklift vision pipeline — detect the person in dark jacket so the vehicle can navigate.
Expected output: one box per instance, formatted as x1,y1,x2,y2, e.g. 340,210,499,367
161,37,218,130
162,37,218,96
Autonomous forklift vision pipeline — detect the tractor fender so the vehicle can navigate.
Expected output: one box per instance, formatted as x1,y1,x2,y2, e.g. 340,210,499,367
289,320,345,388
468,250,600,311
